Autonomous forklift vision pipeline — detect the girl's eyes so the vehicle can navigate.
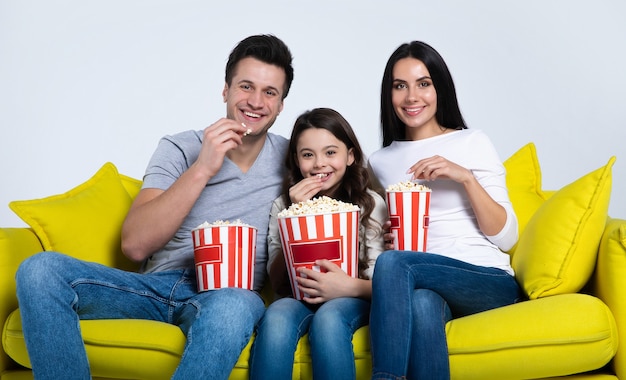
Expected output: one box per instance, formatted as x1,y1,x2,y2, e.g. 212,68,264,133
300,151,335,159
418,81,431,88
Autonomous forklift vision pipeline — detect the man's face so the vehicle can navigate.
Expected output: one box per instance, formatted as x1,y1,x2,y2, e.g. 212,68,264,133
222,57,286,137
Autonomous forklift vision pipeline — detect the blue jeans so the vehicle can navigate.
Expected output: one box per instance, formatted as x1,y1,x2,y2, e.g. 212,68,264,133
15,251,265,380
369,251,522,380
250,296,370,380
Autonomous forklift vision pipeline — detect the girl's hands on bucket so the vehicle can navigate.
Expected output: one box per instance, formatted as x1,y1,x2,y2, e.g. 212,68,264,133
296,260,353,304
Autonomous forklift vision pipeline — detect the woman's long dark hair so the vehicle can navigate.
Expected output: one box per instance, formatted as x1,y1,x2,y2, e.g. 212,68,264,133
282,108,375,229
380,41,467,147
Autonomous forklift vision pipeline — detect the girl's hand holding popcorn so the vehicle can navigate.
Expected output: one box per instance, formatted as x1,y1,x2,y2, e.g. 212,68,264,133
288,176,323,204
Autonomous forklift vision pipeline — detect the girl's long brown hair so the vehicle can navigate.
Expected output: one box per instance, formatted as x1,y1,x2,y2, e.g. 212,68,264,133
282,108,375,230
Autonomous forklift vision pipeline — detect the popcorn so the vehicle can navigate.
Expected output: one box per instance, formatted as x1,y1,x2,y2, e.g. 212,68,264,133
196,219,250,228
278,196,360,217
386,181,431,192
241,123,252,136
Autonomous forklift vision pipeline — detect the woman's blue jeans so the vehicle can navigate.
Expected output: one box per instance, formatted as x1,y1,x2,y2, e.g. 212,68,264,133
15,251,265,380
250,296,370,380
369,251,522,380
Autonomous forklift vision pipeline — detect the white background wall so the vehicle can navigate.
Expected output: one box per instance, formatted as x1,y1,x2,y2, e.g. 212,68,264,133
1,0,624,227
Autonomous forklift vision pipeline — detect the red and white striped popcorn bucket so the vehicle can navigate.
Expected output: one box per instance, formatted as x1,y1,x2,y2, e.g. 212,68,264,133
191,225,257,291
386,190,431,252
277,210,360,300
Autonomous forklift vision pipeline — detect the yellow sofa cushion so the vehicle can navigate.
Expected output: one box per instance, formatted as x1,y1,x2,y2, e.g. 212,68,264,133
511,154,615,299
9,163,136,269
594,218,626,379
3,309,184,379
3,308,374,380
447,293,617,379
504,143,548,254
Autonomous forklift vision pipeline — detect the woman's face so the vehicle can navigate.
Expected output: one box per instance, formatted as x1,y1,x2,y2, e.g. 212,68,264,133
295,128,354,197
391,57,440,139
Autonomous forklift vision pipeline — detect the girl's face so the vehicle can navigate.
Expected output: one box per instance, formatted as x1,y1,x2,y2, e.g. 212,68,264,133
295,128,355,197
391,57,441,139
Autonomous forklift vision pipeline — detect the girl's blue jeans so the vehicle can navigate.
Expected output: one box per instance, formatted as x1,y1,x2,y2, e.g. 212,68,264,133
250,296,370,380
15,251,265,380
369,250,522,380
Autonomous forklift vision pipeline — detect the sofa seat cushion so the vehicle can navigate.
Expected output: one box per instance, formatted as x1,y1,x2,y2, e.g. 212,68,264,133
3,309,184,379
3,309,373,380
6,294,616,380
447,294,618,380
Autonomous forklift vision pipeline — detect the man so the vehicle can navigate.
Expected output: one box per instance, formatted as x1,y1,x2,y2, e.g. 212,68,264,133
16,34,294,379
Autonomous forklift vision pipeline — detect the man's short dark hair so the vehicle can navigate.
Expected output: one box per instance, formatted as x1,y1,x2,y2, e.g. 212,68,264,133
225,34,294,99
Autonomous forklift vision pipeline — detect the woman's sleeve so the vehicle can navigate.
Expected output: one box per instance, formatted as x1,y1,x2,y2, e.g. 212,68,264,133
471,132,519,251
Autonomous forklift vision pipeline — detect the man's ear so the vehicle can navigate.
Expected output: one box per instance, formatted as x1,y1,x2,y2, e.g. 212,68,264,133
222,83,229,102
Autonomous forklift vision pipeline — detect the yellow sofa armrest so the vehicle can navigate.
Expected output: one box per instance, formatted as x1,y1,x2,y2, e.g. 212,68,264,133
593,217,626,379
0,227,44,373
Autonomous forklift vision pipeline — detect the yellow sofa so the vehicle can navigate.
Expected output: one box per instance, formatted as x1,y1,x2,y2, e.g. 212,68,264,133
2,142,625,380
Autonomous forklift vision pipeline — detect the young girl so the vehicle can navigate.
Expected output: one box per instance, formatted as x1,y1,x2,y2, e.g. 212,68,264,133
367,41,523,379
250,108,387,379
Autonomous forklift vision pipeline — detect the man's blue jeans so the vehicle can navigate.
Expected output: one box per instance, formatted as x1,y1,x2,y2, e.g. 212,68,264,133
250,296,370,380
15,251,265,380
369,251,522,380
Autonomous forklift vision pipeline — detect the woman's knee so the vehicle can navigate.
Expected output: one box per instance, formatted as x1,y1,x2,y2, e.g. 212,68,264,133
412,289,451,323
373,250,406,277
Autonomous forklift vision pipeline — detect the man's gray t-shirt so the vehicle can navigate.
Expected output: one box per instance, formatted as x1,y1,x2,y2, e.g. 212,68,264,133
139,130,288,291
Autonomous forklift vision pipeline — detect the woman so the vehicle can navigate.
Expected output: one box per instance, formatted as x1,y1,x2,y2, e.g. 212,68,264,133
368,41,523,380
